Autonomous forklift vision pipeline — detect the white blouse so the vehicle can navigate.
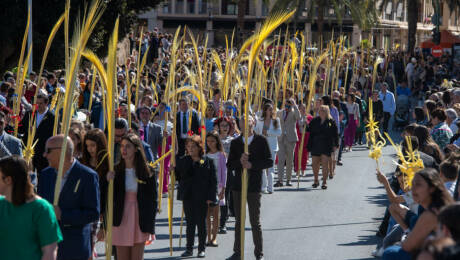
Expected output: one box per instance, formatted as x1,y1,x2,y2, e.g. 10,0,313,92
254,118,282,151
125,168,138,192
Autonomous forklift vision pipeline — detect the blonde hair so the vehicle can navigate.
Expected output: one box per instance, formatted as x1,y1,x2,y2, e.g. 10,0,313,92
319,105,332,120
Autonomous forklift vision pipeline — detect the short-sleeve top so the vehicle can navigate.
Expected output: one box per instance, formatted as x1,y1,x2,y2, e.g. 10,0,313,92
0,196,62,260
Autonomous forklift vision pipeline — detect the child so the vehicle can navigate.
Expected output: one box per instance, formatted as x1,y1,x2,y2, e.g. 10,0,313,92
205,131,227,246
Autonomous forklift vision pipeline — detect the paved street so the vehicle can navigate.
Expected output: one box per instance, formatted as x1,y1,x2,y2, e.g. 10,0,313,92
97,142,398,260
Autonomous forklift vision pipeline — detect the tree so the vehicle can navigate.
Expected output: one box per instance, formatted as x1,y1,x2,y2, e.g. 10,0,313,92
0,0,162,74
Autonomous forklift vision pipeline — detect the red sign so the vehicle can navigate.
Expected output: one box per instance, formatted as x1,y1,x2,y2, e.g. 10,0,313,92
432,45,443,57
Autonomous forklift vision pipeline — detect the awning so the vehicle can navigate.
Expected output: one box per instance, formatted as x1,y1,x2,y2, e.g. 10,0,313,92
420,30,460,49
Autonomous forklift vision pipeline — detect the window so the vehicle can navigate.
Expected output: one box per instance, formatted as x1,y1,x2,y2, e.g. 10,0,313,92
385,1,393,20
176,0,184,14
187,0,195,14
222,0,237,15
199,0,207,14
396,2,404,22
162,2,171,14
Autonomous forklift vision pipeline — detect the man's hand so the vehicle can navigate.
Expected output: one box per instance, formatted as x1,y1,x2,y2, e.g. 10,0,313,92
53,206,61,221
163,130,170,137
106,171,115,181
240,153,252,169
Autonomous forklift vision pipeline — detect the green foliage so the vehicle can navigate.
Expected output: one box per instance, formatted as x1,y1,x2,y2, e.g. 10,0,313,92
0,0,162,73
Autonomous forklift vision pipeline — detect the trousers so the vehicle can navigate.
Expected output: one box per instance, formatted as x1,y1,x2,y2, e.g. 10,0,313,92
232,191,263,257
277,137,296,183
262,150,277,192
183,200,207,251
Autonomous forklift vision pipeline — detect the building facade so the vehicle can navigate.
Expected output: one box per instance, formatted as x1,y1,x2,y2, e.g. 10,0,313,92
138,0,459,49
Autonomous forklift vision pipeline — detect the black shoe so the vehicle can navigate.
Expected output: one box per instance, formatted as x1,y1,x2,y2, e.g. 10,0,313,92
226,253,241,260
285,182,293,186
181,250,193,258
274,182,283,187
219,226,227,234
197,251,206,258
337,161,343,166
256,256,265,260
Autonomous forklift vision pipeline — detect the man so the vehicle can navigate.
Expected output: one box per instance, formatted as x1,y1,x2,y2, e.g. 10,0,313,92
37,135,100,260
19,93,55,172
367,90,384,126
137,106,164,160
227,115,272,260
0,111,22,157
379,83,396,133
405,57,416,89
275,98,300,187
46,73,57,94
176,97,199,157
114,117,154,164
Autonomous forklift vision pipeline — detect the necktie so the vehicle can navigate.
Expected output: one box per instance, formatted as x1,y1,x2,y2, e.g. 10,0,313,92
143,125,148,142
182,112,187,134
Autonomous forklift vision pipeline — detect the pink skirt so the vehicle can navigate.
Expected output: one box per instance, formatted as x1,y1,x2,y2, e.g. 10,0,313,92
112,192,151,246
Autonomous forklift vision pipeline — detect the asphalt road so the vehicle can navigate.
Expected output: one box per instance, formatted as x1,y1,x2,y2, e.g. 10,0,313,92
96,143,397,260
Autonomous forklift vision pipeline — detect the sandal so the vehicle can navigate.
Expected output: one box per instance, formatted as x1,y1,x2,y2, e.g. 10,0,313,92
312,182,319,188
329,174,334,179
321,183,328,189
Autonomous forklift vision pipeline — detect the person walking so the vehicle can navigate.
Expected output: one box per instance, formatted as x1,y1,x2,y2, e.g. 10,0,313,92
205,131,227,247
226,115,273,260
111,133,158,260
175,135,218,258
254,103,281,193
307,105,339,190
37,135,100,260
379,83,396,133
344,94,359,151
275,98,300,187
0,156,62,260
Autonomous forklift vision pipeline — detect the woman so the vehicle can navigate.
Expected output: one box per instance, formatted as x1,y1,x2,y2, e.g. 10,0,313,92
254,103,281,193
382,168,454,260
69,126,84,159
414,125,445,165
321,96,340,179
205,103,217,132
175,135,218,258
430,109,453,150
0,156,62,260
344,94,359,151
111,133,158,260
354,92,366,146
81,128,109,255
307,105,339,189
413,107,428,125
214,116,235,233
205,132,227,247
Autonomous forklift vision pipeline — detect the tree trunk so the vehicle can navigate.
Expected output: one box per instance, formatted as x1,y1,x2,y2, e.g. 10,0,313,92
237,0,248,46
317,4,325,44
407,0,418,55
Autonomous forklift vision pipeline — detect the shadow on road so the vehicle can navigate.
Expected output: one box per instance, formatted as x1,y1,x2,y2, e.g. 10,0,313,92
262,220,380,232
365,194,389,207
337,233,381,246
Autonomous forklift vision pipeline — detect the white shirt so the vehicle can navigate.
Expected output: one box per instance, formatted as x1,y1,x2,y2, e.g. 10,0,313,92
254,119,281,151
37,108,49,127
206,152,220,174
242,135,254,145
125,168,138,192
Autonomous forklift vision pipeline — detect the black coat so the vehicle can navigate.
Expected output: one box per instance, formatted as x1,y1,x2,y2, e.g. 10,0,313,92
227,134,273,193
19,110,55,172
307,117,339,155
176,156,218,203
113,166,158,234
176,110,200,138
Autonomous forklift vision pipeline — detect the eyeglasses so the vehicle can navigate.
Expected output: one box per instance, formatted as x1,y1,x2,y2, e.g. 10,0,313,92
45,147,61,154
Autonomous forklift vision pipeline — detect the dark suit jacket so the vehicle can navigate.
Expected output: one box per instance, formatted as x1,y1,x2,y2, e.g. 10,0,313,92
176,109,200,138
19,110,55,172
37,160,100,260
176,155,218,203
0,132,22,157
227,134,273,193
113,166,158,234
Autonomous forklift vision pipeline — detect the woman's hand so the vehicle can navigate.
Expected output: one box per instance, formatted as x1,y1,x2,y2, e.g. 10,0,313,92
376,170,386,184
106,171,115,181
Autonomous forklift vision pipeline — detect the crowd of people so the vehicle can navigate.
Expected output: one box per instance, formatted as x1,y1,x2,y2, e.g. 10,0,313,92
0,25,459,260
